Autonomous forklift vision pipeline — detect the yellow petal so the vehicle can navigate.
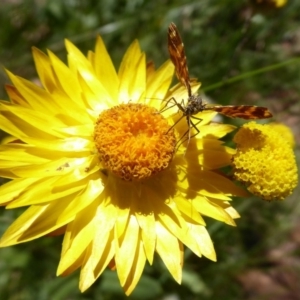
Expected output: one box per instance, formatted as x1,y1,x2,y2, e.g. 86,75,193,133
20,137,92,153
118,40,146,103
80,231,115,292
76,69,114,111
115,215,140,286
174,196,206,225
32,47,57,92
197,123,236,139
146,60,174,109
192,197,236,225
155,222,182,283
5,84,30,107
0,177,39,205
186,224,216,261
138,213,156,265
58,199,100,273
0,200,72,246
123,239,146,295
48,50,83,107
0,101,66,139
65,39,94,74
6,70,61,114
57,222,86,276
93,36,119,102
58,178,104,224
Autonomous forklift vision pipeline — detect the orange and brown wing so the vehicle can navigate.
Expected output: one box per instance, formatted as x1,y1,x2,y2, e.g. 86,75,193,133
210,105,273,119
168,22,192,97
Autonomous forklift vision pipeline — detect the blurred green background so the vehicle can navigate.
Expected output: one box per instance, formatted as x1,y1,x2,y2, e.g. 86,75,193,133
0,0,299,299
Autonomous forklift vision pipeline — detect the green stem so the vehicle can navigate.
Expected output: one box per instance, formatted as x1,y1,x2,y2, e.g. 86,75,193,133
201,57,300,92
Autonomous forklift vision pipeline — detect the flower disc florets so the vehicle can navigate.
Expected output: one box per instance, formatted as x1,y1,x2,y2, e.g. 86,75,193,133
232,122,298,200
94,103,176,181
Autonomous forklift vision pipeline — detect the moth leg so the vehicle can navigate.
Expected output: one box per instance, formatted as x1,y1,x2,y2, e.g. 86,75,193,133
175,115,202,154
159,97,180,113
184,116,201,154
166,113,185,134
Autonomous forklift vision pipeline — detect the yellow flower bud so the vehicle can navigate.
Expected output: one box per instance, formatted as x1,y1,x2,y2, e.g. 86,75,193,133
232,122,298,201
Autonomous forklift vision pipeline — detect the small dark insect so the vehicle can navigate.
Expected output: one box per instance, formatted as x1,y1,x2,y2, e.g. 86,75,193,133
165,22,273,150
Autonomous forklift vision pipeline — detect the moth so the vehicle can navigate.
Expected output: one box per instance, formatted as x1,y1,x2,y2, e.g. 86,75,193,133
165,22,273,149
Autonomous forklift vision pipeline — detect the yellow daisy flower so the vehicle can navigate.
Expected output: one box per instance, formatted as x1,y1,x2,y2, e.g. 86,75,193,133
0,36,248,295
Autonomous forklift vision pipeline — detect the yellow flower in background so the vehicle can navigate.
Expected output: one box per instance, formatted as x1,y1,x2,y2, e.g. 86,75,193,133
253,0,287,8
232,122,298,201
0,37,247,295
275,0,288,7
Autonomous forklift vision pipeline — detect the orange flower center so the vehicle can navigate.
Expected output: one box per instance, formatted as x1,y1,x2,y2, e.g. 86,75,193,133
94,103,176,181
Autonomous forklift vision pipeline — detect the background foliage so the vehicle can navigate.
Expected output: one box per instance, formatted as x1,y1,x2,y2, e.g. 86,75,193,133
0,0,299,299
